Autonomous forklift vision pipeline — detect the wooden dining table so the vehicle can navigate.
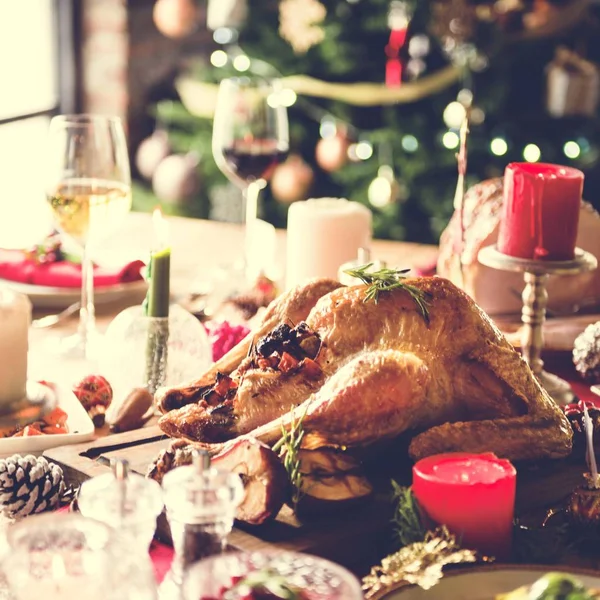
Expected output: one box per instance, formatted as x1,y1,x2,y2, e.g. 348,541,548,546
23,212,600,576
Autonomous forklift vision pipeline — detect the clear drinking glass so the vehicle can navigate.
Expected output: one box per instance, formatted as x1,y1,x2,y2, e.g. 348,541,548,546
212,77,289,281
3,512,156,600
44,114,132,359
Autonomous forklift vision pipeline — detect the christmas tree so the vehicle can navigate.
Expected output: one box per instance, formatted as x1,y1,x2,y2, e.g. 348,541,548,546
137,0,600,244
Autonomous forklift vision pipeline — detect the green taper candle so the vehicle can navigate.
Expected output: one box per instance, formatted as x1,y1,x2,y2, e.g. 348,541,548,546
145,209,171,318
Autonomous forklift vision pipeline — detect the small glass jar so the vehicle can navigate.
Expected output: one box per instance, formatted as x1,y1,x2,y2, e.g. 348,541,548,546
3,512,157,600
159,453,244,600
77,460,164,553
182,550,364,600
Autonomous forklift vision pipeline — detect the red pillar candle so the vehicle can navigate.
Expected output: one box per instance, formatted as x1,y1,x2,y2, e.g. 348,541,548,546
497,162,583,260
412,452,516,560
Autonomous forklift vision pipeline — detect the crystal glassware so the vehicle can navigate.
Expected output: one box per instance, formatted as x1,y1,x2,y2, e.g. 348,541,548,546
99,304,212,406
212,77,289,283
182,550,364,600
3,512,157,600
159,452,244,600
44,114,132,359
77,459,164,554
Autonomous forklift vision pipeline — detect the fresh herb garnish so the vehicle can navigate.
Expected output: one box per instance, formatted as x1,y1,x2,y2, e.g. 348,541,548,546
273,408,308,514
344,263,430,324
231,569,302,600
391,481,428,548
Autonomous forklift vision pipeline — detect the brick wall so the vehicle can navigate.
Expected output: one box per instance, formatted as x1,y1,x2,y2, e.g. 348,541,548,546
80,0,213,166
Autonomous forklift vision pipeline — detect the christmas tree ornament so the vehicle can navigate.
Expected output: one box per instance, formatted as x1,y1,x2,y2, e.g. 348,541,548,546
315,132,350,172
279,0,326,54
385,1,413,88
153,0,199,39
73,374,113,428
135,130,172,180
573,321,600,383
152,152,201,205
368,165,400,208
546,47,600,118
270,155,314,204
0,454,65,519
207,0,247,31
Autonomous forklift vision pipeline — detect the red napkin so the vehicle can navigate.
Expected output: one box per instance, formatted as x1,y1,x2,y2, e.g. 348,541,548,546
0,249,145,288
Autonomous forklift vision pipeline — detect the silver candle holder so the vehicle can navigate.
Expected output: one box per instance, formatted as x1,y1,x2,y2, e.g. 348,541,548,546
478,245,598,406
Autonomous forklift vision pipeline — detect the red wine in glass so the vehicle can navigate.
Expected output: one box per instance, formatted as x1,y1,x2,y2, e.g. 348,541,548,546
222,140,288,183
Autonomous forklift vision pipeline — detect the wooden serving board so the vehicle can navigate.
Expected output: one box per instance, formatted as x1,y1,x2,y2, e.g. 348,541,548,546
43,428,590,574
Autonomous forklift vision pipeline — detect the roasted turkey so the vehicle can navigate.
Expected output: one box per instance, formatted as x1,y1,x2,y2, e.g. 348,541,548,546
156,276,572,463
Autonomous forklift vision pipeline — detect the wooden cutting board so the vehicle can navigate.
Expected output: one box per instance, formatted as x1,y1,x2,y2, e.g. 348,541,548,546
44,427,591,574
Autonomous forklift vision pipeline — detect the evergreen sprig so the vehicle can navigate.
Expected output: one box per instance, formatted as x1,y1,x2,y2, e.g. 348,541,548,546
273,409,307,514
391,481,428,548
344,263,431,325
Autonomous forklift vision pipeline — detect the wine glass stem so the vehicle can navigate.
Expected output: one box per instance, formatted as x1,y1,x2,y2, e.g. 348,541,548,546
243,181,263,282
78,244,95,353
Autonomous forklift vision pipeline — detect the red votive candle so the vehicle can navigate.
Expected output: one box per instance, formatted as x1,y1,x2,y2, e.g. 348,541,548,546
497,162,583,260
412,452,516,560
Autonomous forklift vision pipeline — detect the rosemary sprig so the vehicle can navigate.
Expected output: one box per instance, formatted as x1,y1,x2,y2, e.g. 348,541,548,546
391,481,428,548
344,263,430,324
273,408,308,514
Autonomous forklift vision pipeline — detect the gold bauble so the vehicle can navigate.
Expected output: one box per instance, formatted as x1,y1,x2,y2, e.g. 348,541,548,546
153,0,198,39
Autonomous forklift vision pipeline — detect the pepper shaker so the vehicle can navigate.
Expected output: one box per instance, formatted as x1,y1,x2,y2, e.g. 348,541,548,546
77,458,164,553
159,450,244,600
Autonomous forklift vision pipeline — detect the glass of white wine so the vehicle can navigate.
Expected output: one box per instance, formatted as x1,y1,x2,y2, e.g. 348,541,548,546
45,114,132,359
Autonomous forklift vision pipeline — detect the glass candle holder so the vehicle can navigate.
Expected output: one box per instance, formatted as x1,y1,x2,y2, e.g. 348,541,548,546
182,550,364,600
159,452,244,600
100,304,212,404
77,459,164,553
3,512,157,600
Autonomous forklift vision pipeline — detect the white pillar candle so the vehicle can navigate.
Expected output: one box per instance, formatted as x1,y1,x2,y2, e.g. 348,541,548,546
286,198,372,290
0,288,31,406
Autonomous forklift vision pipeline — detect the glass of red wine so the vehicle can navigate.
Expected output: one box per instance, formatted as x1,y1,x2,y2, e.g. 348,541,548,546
212,77,289,281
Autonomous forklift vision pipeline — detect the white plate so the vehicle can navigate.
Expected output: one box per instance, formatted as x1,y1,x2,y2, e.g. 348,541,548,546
0,382,95,457
373,565,600,600
0,278,148,309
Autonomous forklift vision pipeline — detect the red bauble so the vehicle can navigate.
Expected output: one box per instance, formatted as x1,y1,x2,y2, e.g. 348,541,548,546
315,133,350,172
73,375,113,427
153,0,198,39
270,155,314,204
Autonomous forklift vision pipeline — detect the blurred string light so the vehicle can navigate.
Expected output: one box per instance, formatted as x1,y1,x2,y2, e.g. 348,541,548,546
210,50,228,67
490,137,508,156
319,116,337,138
213,27,237,44
564,140,581,159
350,140,374,161
523,143,541,162
443,101,467,129
401,134,418,152
442,131,460,149
232,54,251,71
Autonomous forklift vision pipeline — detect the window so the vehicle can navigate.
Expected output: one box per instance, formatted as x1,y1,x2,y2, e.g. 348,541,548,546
0,1,75,249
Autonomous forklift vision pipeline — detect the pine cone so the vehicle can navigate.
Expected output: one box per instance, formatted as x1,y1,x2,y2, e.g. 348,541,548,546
0,454,65,519
573,321,600,382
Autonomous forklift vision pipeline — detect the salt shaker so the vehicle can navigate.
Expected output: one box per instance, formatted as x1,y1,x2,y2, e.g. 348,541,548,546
158,450,244,600
77,458,164,553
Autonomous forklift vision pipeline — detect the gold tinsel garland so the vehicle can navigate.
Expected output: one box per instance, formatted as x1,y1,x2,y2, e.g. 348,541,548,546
362,527,485,599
